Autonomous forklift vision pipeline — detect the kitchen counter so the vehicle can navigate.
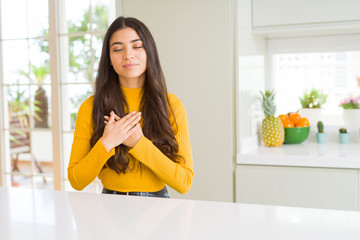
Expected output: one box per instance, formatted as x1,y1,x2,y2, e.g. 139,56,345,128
1,187,360,240
237,141,360,169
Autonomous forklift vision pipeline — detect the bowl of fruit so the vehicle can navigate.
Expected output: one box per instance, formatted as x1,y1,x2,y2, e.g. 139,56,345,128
279,112,310,144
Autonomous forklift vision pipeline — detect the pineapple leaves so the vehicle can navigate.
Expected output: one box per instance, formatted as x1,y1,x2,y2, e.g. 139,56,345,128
259,89,276,117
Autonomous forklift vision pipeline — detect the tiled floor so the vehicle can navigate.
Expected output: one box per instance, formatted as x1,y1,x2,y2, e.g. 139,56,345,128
10,161,53,189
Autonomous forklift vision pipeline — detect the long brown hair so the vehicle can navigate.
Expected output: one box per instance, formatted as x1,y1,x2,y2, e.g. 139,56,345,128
90,17,181,174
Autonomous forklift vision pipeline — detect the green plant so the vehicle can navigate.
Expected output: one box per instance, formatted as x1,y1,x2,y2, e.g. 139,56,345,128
339,95,360,109
317,121,324,133
18,62,50,128
8,86,31,128
339,128,347,134
299,88,327,108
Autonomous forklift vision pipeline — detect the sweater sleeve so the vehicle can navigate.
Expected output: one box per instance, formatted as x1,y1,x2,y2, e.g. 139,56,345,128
67,97,115,191
128,94,193,194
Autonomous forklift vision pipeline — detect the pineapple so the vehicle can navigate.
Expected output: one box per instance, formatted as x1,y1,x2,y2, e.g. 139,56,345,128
260,90,284,147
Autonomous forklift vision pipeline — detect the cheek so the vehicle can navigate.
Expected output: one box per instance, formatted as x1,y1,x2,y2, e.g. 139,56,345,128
140,53,147,68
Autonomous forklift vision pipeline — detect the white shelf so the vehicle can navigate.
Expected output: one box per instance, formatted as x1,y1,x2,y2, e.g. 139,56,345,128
237,141,360,169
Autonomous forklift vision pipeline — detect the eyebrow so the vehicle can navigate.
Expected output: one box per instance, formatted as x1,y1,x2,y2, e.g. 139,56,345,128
111,39,142,47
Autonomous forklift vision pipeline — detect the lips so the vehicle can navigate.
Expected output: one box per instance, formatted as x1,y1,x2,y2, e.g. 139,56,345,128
123,63,138,69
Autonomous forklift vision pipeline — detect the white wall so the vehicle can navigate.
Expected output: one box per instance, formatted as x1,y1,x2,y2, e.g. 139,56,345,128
236,0,267,144
121,0,235,202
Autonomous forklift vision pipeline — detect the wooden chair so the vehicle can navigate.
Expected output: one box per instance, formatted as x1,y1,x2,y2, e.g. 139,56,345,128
9,114,46,185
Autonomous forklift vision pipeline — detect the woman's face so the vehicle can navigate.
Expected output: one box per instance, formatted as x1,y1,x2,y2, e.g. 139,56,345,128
109,27,147,87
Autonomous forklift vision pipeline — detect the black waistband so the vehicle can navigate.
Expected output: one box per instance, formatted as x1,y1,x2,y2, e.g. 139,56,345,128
102,186,168,196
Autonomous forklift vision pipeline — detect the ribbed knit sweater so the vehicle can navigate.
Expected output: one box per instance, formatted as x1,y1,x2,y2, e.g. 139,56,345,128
67,86,193,194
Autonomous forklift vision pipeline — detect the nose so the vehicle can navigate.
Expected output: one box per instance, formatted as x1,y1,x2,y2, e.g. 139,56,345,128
123,48,135,60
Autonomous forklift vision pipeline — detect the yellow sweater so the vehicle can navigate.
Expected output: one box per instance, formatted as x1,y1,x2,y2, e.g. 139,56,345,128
67,87,193,194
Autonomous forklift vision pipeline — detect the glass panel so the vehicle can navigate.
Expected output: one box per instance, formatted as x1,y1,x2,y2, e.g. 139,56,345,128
7,129,53,188
31,130,53,174
61,84,93,131
8,128,33,187
93,34,104,73
65,0,91,34
91,0,111,32
29,39,51,85
2,40,30,84
273,51,360,114
7,85,31,129
0,0,27,39
27,0,49,38
66,35,92,83
11,174,32,188
31,85,51,128
33,176,53,189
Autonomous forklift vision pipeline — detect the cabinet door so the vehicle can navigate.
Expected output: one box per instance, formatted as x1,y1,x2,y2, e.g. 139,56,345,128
236,165,358,211
252,0,360,27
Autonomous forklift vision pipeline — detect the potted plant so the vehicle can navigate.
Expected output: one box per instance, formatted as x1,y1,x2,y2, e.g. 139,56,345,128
339,128,350,144
18,62,49,128
339,94,360,127
298,88,327,126
316,121,327,144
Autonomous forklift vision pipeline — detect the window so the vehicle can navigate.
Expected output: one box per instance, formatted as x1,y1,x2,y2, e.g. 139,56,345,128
0,0,116,192
0,0,52,188
273,51,360,114
268,35,360,125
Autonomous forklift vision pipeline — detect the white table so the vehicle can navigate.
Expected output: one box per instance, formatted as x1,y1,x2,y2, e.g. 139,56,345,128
1,187,360,240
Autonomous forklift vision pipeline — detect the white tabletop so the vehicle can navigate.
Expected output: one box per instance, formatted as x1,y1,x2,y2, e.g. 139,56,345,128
1,187,360,240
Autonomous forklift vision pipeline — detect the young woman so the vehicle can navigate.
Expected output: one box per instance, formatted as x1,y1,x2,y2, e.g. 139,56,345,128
67,17,193,198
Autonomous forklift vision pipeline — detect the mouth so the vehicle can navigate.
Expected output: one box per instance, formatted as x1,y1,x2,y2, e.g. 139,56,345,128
123,64,138,69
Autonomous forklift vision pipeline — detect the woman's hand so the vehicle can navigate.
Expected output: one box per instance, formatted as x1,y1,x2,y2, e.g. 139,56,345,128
101,111,141,152
122,122,144,148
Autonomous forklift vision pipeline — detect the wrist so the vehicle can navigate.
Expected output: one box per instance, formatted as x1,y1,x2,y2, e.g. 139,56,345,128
100,137,113,152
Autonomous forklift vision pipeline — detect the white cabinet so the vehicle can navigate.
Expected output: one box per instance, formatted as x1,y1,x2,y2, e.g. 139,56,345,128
236,165,359,211
252,0,360,37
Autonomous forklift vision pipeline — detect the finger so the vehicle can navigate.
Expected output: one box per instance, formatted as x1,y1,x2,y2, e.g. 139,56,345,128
119,111,137,123
107,111,116,124
127,123,140,135
104,120,108,124
104,115,109,120
112,112,121,121
123,112,141,128
124,114,141,132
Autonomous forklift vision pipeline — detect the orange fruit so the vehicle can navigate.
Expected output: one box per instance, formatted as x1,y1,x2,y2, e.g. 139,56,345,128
282,120,294,128
295,122,308,127
298,117,310,127
278,114,289,122
289,113,301,124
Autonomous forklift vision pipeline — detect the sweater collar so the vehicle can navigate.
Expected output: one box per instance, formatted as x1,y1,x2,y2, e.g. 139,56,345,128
120,86,143,99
